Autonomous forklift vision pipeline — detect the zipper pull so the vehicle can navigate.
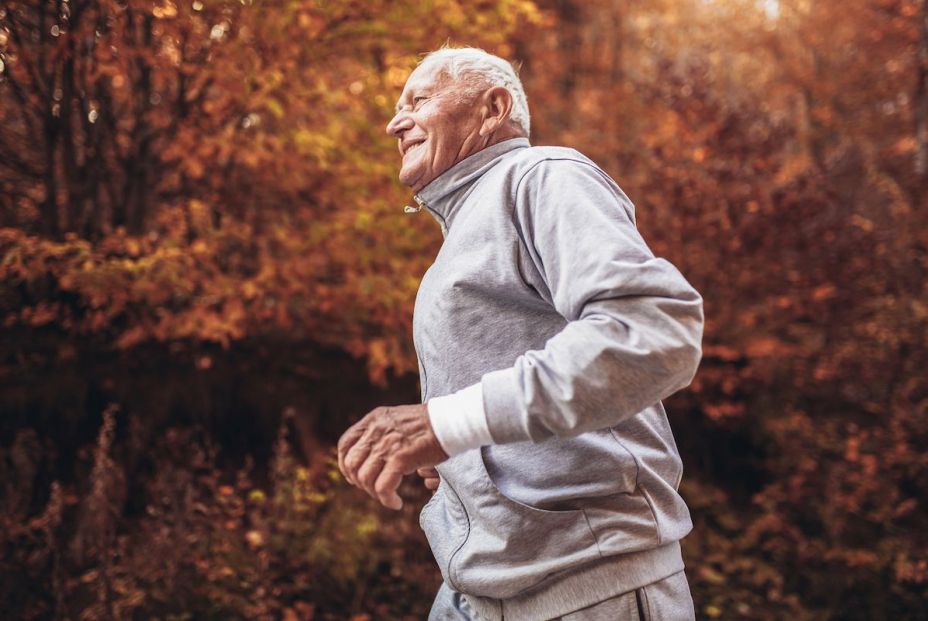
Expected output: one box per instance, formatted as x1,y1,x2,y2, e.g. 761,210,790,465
406,194,446,236
405,194,427,213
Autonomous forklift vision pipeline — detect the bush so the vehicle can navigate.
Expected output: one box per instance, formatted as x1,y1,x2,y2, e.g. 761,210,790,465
0,406,439,620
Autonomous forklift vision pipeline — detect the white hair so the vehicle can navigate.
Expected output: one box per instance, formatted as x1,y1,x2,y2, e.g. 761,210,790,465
419,47,531,137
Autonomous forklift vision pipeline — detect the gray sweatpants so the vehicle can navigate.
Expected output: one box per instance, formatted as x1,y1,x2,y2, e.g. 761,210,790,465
428,570,696,621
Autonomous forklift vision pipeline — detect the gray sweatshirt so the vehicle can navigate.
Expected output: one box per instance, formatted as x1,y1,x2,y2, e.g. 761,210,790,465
412,137,704,621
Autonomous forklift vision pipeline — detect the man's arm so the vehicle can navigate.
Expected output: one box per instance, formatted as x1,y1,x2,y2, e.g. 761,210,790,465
338,158,703,504
432,159,704,454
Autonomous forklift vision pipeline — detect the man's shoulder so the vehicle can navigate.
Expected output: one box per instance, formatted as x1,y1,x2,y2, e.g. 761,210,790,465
503,144,605,180
496,143,634,218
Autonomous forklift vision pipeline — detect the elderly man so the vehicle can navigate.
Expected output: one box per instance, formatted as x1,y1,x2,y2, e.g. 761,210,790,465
337,47,703,621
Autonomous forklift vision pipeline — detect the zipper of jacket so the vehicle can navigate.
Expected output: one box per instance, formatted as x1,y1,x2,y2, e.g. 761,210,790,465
414,347,429,404
443,474,471,593
404,194,448,237
405,195,464,586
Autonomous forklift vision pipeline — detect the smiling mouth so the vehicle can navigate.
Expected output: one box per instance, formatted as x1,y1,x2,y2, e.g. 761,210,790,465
403,140,425,157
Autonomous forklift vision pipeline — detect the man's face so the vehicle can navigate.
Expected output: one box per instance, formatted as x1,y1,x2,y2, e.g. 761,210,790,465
386,62,485,193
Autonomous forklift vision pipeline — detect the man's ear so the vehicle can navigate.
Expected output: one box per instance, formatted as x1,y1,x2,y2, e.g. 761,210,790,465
479,86,514,137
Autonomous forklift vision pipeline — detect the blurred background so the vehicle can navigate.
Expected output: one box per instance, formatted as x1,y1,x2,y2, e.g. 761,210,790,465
1,0,926,619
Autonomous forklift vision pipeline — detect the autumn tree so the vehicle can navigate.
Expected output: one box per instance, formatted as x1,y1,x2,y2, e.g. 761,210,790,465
1,0,925,618
0,0,541,380
516,0,927,616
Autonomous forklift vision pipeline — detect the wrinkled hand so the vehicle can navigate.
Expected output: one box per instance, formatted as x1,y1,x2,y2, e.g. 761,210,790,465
337,403,448,510
417,467,440,492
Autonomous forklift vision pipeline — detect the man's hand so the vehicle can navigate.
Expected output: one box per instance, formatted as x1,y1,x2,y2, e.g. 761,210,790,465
337,403,448,510
417,467,440,492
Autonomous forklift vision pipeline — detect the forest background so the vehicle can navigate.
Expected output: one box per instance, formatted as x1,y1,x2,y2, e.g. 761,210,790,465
1,0,926,619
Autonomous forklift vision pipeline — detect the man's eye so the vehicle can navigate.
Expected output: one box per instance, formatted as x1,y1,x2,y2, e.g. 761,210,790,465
396,96,429,114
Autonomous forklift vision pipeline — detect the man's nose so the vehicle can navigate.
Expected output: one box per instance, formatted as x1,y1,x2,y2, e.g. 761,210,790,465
386,110,413,137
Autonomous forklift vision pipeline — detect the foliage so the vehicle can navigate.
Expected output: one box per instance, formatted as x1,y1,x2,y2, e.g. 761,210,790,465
1,406,438,620
0,0,541,384
1,0,926,619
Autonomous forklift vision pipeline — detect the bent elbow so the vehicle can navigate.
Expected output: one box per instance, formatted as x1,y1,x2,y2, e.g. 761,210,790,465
673,295,704,390
676,339,702,390
664,316,703,395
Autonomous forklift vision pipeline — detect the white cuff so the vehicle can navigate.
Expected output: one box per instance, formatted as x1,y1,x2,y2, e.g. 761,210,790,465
427,382,494,457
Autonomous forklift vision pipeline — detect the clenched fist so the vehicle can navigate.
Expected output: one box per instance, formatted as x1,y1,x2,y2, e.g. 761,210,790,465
337,403,448,510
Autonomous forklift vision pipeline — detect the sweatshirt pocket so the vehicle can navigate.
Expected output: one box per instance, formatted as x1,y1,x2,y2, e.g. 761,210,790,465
419,479,470,591
480,431,640,511
444,449,602,600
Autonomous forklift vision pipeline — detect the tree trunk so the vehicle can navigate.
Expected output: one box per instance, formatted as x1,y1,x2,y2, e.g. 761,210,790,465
554,0,582,132
916,0,928,184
